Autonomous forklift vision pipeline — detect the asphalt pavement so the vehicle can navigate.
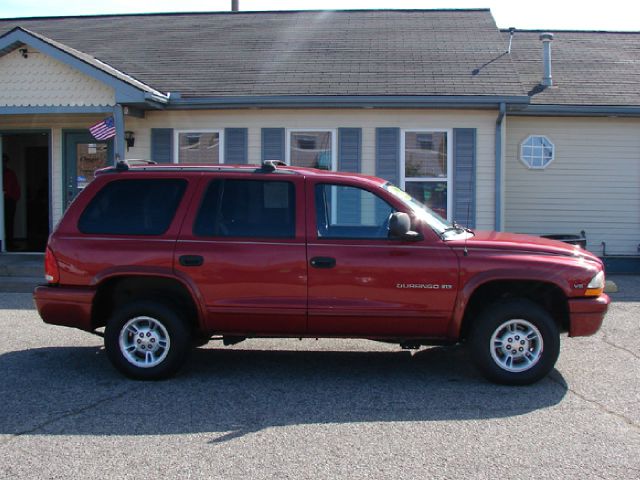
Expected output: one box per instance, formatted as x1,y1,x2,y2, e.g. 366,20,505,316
0,277,638,479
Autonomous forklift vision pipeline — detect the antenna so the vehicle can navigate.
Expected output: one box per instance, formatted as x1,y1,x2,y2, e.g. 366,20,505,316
507,27,516,54
463,203,471,257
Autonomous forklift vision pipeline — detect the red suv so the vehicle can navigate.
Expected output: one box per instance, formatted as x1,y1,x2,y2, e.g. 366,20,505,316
34,161,609,384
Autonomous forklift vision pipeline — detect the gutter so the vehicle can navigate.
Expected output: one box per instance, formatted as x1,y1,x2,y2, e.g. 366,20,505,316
495,102,506,231
165,95,530,110
509,104,640,117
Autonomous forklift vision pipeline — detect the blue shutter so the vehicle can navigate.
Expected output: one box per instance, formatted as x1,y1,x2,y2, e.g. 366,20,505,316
453,128,477,228
338,128,361,172
261,128,285,162
151,128,173,164
375,128,400,184
225,128,248,164
337,128,362,224
375,128,400,222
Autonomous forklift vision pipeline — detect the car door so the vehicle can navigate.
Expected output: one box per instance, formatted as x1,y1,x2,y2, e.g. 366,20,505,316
174,173,307,335
306,179,459,338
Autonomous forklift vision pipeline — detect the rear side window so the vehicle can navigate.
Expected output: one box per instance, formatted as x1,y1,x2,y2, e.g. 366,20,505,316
194,179,295,238
78,179,187,235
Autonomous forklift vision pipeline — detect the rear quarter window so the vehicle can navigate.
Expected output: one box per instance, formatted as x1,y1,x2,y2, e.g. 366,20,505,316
78,179,187,235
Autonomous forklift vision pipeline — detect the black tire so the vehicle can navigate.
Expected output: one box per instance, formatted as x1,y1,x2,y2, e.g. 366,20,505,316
104,300,191,380
468,298,560,385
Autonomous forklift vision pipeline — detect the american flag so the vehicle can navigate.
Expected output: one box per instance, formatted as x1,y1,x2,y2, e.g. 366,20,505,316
89,116,116,140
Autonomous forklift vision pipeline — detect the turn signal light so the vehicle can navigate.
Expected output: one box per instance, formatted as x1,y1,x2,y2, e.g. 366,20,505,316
585,271,605,297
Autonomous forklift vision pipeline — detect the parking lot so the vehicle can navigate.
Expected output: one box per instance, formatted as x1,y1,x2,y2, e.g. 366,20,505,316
1,277,639,479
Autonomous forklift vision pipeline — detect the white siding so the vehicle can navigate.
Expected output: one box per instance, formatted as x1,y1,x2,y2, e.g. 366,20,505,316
505,116,640,255
125,109,498,229
0,48,115,107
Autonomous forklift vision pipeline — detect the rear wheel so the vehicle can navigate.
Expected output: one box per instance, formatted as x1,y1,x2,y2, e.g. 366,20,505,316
469,299,560,385
105,301,191,380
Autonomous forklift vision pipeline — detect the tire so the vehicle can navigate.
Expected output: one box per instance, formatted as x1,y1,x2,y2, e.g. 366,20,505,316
104,300,191,380
468,299,560,385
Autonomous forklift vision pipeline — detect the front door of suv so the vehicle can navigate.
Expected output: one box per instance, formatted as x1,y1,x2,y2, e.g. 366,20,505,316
306,180,459,337
175,175,307,334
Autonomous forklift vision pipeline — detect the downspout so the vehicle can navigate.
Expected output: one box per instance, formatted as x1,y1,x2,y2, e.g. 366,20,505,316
0,135,4,252
495,102,506,231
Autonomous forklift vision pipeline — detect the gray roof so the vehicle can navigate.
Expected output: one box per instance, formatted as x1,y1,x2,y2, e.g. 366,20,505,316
506,30,640,107
0,9,526,99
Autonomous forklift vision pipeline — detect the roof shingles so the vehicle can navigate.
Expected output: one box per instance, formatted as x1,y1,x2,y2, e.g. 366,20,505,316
0,10,526,98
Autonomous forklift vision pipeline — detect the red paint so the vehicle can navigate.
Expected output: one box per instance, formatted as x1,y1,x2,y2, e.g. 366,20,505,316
34,164,609,342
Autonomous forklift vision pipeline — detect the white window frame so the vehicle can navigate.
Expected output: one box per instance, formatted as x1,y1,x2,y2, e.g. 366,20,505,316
285,128,337,171
520,134,555,170
174,129,224,164
400,128,453,220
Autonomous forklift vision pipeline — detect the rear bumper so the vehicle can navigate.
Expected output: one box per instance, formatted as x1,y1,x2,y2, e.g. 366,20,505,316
33,285,96,331
568,294,610,337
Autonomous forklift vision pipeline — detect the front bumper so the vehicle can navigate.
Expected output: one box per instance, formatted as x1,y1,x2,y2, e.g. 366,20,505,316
567,294,610,337
33,285,96,332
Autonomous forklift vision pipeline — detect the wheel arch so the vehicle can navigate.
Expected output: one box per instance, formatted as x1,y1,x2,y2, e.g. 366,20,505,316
91,274,205,334
454,278,569,341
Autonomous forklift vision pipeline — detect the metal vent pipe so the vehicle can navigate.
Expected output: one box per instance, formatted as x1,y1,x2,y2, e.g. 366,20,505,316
232,0,239,11
540,32,554,87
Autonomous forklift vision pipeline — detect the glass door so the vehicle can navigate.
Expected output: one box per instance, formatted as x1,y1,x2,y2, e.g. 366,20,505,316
64,132,113,209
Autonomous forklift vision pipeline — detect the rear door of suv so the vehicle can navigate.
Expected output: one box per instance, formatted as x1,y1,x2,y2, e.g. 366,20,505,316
174,172,307,335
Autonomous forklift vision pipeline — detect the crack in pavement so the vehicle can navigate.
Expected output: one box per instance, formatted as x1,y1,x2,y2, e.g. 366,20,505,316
549,372,640,432
601,334,640,361
0,387,136,446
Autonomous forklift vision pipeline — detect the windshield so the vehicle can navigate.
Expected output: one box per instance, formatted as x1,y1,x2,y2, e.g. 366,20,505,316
383,183,453,234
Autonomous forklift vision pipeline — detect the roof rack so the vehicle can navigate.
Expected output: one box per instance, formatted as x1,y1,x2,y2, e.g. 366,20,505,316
115,159,157,171
261,160,287,172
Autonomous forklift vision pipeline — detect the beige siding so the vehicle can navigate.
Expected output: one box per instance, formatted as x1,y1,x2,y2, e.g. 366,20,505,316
125,109,498,229
505,117,640,255
0,48,115,107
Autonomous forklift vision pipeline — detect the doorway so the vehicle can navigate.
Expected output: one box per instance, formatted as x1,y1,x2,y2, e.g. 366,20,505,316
1,132,50,253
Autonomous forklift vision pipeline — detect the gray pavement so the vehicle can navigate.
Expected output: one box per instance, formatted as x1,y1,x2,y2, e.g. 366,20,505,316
1,277,638,479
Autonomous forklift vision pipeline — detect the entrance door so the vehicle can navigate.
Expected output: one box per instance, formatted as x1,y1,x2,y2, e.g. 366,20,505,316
64,132,112,208
1,132,50,252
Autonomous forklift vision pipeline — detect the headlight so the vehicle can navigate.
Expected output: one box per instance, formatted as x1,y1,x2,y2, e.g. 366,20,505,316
585,271,605,296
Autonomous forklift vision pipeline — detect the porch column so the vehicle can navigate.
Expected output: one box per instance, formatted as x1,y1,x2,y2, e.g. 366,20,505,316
113,104,125,161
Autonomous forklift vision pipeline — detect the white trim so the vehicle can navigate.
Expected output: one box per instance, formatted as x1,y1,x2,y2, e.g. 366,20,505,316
174,129,224,164
285,128,337,171
519,134,555,170
400,128,453,220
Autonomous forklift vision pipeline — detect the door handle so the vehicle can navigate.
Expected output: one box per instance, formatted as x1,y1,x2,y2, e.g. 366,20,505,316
179,255,204,267
310,256,336,269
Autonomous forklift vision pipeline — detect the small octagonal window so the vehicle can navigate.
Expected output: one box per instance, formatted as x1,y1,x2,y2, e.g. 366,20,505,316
520,135,555,169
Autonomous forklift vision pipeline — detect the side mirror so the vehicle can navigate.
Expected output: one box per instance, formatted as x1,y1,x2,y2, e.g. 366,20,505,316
388,212,422,241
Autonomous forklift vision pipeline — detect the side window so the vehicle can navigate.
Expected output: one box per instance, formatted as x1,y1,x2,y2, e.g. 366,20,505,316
194,179,296,238
78,179,187,235
315,184,394,239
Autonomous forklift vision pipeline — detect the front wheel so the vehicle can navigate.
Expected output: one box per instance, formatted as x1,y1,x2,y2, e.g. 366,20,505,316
105,301,191,380
468,299,560,385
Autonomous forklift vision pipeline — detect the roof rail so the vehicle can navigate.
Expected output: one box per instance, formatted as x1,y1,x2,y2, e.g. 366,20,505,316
261,160,287,172
115,159,158,171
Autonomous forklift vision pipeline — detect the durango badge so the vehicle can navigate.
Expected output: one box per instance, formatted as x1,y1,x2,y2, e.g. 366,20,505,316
396,283,453,289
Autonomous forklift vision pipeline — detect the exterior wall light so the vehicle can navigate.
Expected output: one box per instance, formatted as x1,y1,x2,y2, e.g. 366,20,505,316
124,131,135,151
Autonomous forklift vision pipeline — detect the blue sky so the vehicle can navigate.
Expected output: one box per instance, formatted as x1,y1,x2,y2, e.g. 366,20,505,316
1,0,638,31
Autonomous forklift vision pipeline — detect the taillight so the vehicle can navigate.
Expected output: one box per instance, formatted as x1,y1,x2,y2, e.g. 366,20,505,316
44,247,60,284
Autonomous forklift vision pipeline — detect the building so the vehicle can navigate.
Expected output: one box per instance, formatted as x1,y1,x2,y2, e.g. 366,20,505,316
0,9,638,267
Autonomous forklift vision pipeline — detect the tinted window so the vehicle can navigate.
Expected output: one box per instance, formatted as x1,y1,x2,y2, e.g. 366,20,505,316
315,184,394,239
194,179,295,238
78,179,186,235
